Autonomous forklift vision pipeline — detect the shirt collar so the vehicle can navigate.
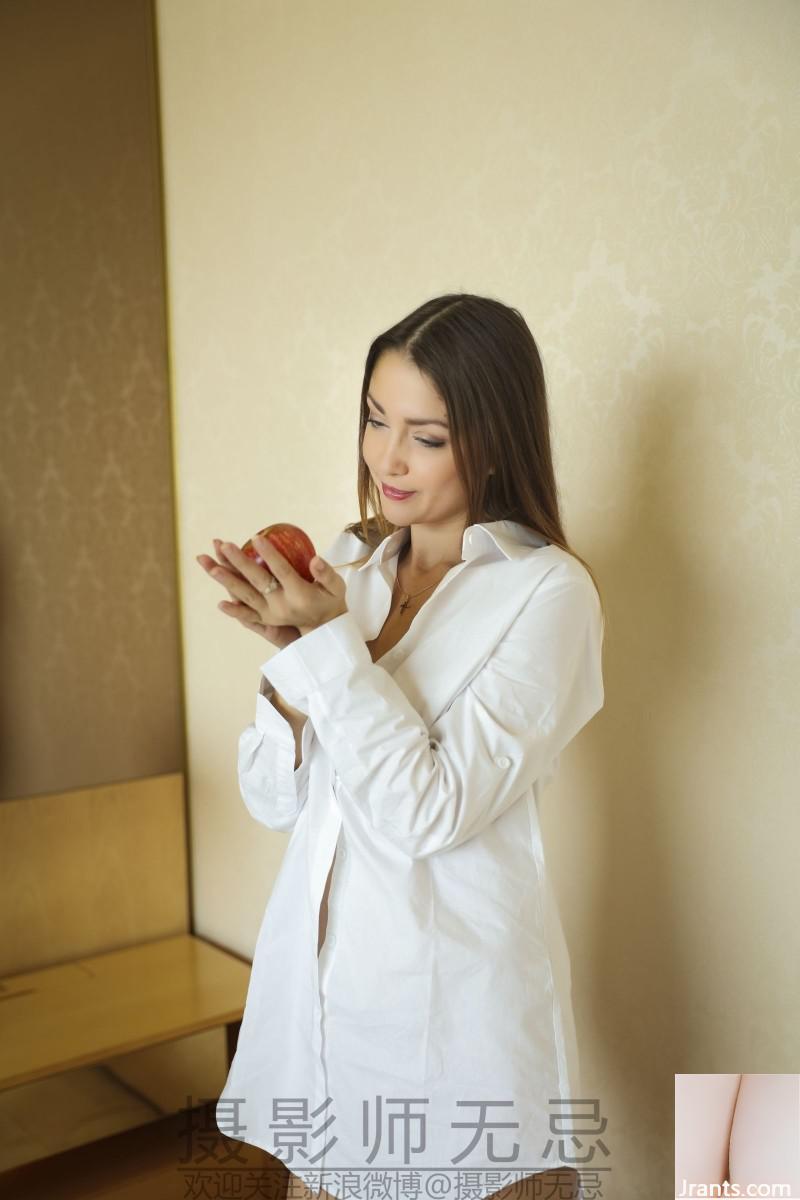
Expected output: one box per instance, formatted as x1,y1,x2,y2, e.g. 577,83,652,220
355,520,549,572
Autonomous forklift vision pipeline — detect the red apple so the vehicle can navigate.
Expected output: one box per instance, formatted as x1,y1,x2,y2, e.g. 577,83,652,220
241,522,317,583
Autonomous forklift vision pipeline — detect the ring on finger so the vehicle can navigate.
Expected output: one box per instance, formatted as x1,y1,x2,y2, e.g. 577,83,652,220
262,577,281,596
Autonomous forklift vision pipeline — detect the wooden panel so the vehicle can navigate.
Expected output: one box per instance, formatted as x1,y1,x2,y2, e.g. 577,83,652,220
104,1026,230,1117
0,1065,162,1173
0,773,189,977
0,934,251,1090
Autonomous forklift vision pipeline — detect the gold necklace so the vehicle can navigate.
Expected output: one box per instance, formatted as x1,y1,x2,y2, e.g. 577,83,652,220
393,573,441,614
394,553,461,613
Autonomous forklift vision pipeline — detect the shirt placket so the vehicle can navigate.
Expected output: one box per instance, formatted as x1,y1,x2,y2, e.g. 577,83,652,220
310,552,471,1180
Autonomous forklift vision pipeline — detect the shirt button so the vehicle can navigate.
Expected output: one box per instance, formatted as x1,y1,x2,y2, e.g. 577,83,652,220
339,845,346,859
495,755,512,768
327,934,336,947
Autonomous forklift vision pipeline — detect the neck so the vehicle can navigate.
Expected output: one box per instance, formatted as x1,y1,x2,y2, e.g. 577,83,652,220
399,546,461,579
397,527,465,576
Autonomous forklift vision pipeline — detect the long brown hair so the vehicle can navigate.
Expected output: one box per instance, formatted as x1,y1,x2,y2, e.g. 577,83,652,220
336,292,605,631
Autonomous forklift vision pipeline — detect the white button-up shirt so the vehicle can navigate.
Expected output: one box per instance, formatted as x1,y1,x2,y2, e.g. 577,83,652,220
216,520,605,1198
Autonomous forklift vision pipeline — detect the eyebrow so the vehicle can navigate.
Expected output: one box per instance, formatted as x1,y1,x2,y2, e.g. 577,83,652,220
367,393,449,429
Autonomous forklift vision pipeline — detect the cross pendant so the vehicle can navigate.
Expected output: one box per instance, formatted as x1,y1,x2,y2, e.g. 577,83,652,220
399,596,410,612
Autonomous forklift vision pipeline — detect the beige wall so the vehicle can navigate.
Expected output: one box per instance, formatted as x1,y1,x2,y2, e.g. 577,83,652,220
154,2,800,1196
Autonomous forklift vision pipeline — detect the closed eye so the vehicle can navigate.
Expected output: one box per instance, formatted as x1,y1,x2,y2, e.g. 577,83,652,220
365,416,446,449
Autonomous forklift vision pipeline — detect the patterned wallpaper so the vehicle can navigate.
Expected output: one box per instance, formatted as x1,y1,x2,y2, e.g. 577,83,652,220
0,0,183,800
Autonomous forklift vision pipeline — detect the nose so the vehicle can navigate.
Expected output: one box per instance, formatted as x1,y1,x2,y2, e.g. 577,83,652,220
375,444,410,479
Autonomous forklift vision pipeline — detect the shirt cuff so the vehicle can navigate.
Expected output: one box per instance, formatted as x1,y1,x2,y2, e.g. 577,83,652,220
251,676,303,796
259,610,371,707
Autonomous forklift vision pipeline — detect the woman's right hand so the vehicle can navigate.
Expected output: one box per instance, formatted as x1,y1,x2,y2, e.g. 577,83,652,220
196,538,302,649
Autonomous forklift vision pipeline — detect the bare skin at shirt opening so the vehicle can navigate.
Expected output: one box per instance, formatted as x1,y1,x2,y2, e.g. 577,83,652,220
316,603,414,958
317,853,335,956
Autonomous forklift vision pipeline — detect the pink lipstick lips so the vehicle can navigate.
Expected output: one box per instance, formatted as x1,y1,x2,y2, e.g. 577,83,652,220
382,484,415,500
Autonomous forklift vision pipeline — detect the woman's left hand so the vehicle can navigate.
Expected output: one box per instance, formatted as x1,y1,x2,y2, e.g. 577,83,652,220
215,534,348,637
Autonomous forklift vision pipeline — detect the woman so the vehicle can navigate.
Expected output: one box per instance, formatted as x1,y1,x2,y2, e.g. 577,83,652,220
198,293,606,1200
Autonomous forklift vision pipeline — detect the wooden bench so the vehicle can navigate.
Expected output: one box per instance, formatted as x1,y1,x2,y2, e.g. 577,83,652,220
0,934,248,1091
0,933,291,1197
0,773,294,1195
